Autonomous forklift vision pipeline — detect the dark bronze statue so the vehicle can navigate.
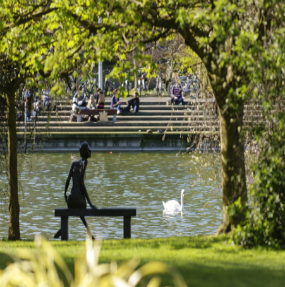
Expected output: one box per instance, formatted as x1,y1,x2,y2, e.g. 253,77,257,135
54,142,96,239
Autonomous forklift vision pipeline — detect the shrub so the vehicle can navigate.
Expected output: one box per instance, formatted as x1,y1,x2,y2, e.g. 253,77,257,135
232,119,285,248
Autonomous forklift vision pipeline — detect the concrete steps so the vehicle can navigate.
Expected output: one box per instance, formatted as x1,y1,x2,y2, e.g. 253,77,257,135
32,115,217,121
17,126,220,133
28,109,211,116
26,113,261,122
15,96,268,140
13,96,274,151
19,120,220,128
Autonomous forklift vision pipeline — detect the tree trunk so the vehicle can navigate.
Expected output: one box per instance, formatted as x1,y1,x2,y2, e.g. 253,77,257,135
6,91,20,240
216,101,247,234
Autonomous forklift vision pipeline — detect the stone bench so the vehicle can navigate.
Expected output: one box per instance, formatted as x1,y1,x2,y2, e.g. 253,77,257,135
54,207,136,240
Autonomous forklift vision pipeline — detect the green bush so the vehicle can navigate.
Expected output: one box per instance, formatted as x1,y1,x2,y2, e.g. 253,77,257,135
232,119,285,248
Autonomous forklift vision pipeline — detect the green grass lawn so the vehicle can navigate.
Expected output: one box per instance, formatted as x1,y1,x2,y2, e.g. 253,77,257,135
1,235,285,287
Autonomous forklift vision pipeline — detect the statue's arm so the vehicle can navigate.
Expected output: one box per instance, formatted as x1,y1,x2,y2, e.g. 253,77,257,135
82,160,96,209
84,186,96,209
64,163,73,204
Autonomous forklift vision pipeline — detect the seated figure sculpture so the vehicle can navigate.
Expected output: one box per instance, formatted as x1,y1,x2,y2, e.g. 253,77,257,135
54,142,96,239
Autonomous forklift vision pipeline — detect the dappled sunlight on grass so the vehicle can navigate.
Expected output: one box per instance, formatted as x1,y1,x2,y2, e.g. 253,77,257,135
1,235,285,287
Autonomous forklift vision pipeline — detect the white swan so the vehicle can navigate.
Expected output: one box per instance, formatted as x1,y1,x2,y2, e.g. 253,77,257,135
162,189,184,212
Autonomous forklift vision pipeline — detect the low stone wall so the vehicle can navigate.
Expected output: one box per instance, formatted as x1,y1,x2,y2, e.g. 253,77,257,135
19,133,192,152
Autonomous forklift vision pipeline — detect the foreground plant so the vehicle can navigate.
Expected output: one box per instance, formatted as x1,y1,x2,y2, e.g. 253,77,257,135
0,236,187,287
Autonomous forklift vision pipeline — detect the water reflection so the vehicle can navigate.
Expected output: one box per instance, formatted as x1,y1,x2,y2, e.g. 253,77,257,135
0,152,222,240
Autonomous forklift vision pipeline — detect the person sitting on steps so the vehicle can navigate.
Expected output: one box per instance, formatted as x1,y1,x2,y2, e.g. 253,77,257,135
171,80,185,105
97,90,105,109
86,95,97,122
72,85,87,113
54,142,96,240
87,95,96,109
111,89,122,114
124,91,140,113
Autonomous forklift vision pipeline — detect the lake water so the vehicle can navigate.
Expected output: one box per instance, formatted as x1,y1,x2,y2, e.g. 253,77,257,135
0,152,222,240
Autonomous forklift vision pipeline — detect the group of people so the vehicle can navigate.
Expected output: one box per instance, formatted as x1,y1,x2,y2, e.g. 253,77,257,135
23,83,56,122
72,86,106,113
24,78,186,123
72,85,140,118
111,89,140,114
73,79,185,119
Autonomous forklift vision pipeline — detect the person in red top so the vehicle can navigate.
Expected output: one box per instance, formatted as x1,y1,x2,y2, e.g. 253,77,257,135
171,80,185,105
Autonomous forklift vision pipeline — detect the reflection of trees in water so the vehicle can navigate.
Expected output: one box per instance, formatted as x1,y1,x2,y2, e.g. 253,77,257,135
176,137,222,204
0,152,222,239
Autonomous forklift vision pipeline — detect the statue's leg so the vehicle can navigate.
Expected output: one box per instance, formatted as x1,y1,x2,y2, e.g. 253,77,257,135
54,229,61,238
80,216,94,240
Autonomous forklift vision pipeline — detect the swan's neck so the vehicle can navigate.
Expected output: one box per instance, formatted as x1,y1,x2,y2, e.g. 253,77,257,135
181,193,184,210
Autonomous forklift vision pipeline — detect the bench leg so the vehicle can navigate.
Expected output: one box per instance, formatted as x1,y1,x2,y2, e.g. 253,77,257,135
124,216,131,238
61,216,69,241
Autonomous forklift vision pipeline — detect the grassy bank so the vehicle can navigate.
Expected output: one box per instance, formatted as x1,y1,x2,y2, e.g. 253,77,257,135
1,235,285,287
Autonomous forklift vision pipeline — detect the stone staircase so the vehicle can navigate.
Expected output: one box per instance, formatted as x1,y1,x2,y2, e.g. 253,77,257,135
15,96,264,151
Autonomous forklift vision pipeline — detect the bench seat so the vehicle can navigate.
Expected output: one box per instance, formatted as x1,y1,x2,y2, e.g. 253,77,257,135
54,207,136,240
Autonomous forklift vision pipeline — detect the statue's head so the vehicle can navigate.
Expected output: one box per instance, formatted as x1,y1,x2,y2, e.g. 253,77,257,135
80,142,91,159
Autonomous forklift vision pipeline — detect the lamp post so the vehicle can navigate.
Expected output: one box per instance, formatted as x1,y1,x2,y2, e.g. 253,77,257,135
98,16,103,89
